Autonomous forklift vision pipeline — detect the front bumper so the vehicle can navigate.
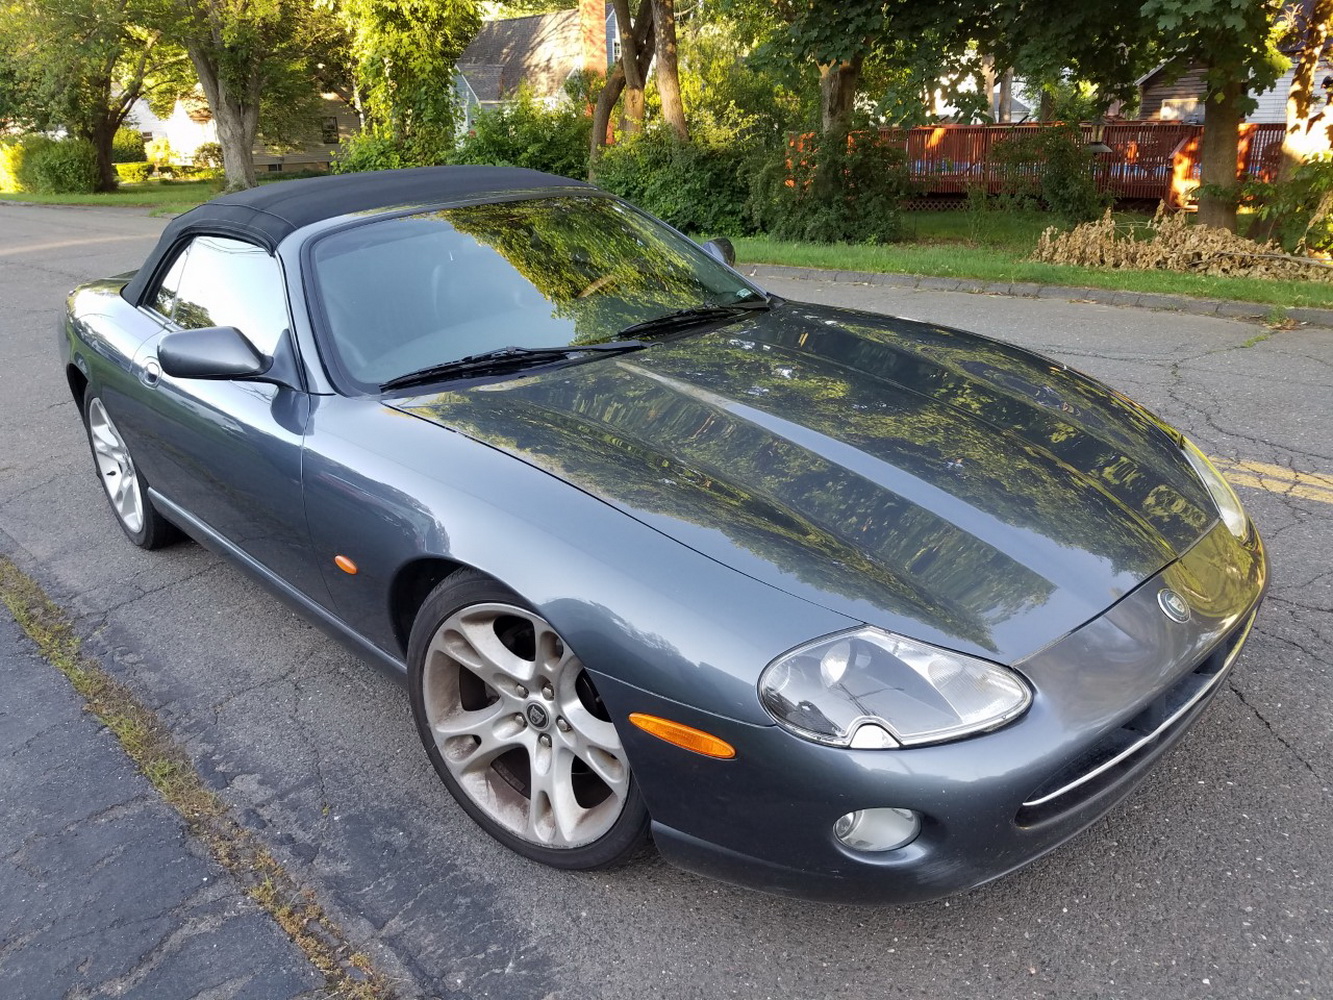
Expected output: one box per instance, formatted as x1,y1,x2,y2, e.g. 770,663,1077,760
595,520,1267,904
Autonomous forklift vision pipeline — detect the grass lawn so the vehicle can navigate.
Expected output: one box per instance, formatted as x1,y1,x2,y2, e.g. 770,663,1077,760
738,209,1333,310
0,179,215,215
0,171,317,216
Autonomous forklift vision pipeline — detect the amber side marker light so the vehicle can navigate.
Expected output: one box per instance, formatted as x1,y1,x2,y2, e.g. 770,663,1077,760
334,555,358,575
629,713,736,759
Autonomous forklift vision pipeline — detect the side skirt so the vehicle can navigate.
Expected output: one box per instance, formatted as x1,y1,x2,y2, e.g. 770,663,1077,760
148,489,409,681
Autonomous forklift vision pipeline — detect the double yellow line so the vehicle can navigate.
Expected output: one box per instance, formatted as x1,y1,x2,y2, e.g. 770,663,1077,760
1212,458,1333,507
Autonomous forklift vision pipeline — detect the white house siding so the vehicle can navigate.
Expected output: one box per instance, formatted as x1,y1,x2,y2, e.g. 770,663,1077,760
1251,62,1333,123
128,95,360,172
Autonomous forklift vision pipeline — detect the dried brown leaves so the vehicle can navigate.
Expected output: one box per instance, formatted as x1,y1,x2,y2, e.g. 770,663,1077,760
1032,207,1333,282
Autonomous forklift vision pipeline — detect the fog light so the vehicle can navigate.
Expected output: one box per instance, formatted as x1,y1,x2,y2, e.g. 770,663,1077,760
833,808,921,852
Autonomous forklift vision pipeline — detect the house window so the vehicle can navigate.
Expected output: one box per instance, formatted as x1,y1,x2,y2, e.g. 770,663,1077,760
321,117,339,144
140,131,154,144
267,163,283,172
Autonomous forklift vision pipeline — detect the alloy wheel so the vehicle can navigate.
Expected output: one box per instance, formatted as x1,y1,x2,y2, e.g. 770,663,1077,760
419,602,630,849
87,397,144,534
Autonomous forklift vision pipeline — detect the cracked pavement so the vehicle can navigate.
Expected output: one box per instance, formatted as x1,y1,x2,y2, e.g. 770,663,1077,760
0,610,325,1000
1,204,1330,999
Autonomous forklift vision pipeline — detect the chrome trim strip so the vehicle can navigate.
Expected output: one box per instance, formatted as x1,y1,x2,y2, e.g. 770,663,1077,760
1022,613,1256,810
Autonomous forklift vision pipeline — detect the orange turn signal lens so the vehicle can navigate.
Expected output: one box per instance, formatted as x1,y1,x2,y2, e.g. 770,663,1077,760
333,555,358,575
629,713,736,759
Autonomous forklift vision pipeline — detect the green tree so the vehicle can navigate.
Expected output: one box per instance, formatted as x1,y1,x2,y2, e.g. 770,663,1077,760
483,0,573,13
340,0,481,166
1142,0,1287,230
0,0,188,191
993,0,1286,230
163,0,326,191
749,2,987,135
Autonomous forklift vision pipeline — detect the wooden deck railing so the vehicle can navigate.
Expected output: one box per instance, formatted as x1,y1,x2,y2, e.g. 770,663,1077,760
1167,122,1287,207
832,122,1291,207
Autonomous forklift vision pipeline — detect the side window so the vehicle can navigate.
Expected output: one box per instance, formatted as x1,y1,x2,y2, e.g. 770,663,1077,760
150,247,190,319
167,236,289,355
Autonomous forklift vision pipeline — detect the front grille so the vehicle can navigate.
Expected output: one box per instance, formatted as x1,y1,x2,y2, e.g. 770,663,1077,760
1016,611,1256,827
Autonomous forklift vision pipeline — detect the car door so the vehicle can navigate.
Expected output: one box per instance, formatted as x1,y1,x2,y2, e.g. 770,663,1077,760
117,235,328,604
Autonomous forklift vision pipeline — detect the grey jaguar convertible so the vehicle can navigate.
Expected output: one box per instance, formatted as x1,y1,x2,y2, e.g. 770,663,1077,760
61,166,1266,902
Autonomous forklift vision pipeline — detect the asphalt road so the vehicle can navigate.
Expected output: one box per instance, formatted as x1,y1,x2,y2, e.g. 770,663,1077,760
2,203,1329,1000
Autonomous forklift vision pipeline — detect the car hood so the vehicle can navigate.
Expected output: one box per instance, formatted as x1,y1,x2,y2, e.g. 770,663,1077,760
393,302,1215,663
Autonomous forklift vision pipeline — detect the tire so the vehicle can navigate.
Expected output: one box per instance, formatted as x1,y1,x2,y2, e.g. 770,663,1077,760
82,390,179,550
407,569,650,870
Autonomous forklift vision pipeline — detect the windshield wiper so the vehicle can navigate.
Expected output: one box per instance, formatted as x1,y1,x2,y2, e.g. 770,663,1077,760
618,298,772,339
379,341,648,392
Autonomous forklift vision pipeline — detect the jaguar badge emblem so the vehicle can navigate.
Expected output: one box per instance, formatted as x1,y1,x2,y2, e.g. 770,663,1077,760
1158,588,1191,623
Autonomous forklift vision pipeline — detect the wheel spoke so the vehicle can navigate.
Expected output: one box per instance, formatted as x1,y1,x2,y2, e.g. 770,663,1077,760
572,739,629,796
448,611,540,690
450,712,528,777
430,699,507,742
527,745,583,845
533,622,575,680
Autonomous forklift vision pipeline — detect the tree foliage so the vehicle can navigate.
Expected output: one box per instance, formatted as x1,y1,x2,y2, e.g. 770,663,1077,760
0,0,187,191
341,0,481,165
159,0,326,190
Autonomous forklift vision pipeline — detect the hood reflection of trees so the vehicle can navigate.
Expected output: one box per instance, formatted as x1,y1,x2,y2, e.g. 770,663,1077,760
405,291,1213,656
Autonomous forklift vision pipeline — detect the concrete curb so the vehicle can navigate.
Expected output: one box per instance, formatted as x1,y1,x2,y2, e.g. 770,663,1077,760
745,263,1333,330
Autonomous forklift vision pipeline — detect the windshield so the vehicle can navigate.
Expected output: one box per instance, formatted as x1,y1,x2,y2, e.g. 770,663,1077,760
310,194,761,391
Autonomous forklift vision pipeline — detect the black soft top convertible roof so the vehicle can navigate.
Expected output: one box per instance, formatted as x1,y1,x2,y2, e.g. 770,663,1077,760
122,165,591,305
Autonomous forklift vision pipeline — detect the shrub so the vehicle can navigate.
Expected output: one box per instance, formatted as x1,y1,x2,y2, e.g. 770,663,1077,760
193,141,223,170
112,127,146,163
24,138,101,193
595,126,756,236
115,161,153,184
1033,206,1333,282
0,135,56,193
450,89,591,179
145,136,174,169
1239,153,1333,253
748,130,914,244
990,124,1108,223
332,132,408,174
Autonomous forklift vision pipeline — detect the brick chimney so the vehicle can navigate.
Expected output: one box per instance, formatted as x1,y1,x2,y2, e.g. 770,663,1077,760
580,0,608,76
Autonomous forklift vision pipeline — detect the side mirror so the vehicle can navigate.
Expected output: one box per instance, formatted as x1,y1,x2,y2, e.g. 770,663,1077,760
159,326,270,380
701,237,736,268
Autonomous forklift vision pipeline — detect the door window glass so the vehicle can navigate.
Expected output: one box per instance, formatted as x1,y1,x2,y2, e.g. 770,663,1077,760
149,247,190,319
168,236,289,355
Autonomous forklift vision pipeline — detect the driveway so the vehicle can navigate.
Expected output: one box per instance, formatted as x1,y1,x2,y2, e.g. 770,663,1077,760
2,203,1329,999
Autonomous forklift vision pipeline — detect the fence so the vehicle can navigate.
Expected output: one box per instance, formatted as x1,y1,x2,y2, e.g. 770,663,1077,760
858,122,1289,208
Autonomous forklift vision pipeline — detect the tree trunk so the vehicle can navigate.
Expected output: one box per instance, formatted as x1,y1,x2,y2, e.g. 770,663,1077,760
189,44,259,191
1250,0,1332,242
589,0,655,173
819,55,863,135
981,54,996,121
651,0,687,141
619,0,653,137
1197,79,1243,231
999,68,1014,123
88,116,120,192
1278,0,1332,183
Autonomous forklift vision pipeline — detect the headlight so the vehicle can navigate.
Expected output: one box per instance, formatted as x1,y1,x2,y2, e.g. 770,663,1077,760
758,628,1031,749
1181,437,1248,539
